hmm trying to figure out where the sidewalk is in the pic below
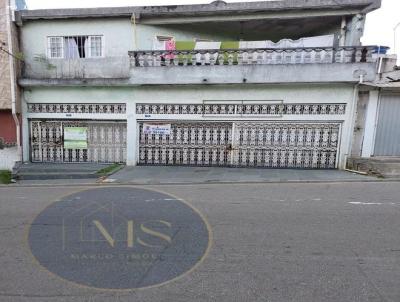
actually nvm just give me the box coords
[107,166,378,185]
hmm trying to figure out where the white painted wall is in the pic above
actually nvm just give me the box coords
[132,84,354,103]
[21,18,135,60]
[0,146,19,170]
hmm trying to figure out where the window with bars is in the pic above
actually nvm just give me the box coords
[47,35,104,59]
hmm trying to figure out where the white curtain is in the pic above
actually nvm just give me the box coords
[265,35,335,49]
[84,38,90,58]
[153,38,166,51]
[64,38,79,59]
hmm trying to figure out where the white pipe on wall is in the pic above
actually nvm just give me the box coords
[5,0,21,161]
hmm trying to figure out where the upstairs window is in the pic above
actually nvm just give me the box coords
[47,35,104,59]
[48,37,63,58]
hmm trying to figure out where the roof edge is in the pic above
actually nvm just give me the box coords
[16,0,382,22]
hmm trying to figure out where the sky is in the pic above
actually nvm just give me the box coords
[25,0,400,56]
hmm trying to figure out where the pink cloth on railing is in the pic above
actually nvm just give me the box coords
[165,39,176,60]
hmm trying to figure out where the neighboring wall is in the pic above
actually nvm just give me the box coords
[0,111,16,143]
[0,0,21,171]
[0,0,11,110]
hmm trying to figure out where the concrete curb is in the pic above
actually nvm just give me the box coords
[2,177,400,188]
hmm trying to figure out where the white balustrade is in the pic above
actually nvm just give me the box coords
[129,46,376,67]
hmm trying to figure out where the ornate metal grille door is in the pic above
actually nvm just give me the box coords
[30,120,127,163]
[139,122,233,166]
[232,122,340,169]
[138,121,340,169]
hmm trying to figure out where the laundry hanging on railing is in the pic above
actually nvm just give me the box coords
[194,41,221,50]
[239,41,267,49]
[263,35,335,49]
[140,34,340,66]
[165,39,176,59]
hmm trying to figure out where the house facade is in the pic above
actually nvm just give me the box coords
[16,0,384,170]
[0,0,22,170]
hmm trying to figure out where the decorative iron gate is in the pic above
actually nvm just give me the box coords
[30,120,127,163]
[138,121,340,169]
[139,122,233,166]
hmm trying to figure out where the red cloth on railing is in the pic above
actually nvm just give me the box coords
[165,39,176,60]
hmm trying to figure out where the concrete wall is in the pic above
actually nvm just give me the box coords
[0,0,11,110]
[23,86,133,103]
[20,18,134,79]
[23,84,355,108]
[0,146,18,169]
[21,18,135,59]
[129,63,377,85]
[131,84,354,104]
[350,89,380,158]
[0,0,19,167]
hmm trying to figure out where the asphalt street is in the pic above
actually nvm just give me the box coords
[0,181,400,302]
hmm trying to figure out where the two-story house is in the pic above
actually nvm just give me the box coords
[16,0,384,170]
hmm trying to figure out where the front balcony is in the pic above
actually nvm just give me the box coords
[18,46,380,87]
[129,46,377,67]
[126,46,379,85]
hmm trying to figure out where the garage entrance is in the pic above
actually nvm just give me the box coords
[30,120,127,163]
[374,94,400,156]
[138,121,340,169]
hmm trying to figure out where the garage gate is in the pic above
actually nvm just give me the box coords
[30,120,127,163]
[139,121,340,169]
[374,94,400,156]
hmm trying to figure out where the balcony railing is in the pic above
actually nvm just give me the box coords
[129,46,377,67]
[22,56,130,79]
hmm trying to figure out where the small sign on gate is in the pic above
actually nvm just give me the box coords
[64,127,88,149]
[143,123,171,135]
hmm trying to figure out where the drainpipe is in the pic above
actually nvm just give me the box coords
[394,22,400,66]
[130,13,138,50]
[5,0,21,160]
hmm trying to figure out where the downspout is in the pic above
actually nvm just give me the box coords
[5,0,21,159]
[130,13,138,50]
